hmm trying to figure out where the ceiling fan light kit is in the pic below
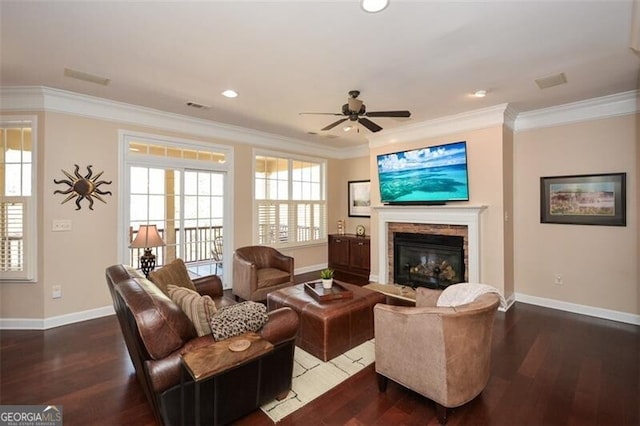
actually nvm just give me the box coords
[300,89,410,133]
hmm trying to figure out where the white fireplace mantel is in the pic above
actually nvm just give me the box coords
[374,205,487,284]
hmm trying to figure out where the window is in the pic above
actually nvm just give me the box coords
[1,118,36,281]
[122,133,230,282]
[255,152,326,247]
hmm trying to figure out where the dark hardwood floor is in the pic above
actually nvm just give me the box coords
[1,287,638,425]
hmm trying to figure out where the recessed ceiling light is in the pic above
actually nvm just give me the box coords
[343,126,353,132]
[473,90,487,98]
[361,0,389,13]
[221,89,238,98]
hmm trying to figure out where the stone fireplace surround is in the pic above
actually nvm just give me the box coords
[375,205,486,285]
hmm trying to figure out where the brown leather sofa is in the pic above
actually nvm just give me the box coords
[233,246,294,302]
[105,264,299,426]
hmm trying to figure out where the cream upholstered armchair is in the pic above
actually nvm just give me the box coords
[232,245,294,302]
[374,285,501,424]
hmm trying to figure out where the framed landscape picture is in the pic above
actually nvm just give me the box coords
[348,180,371,217]
[540,173,626,226]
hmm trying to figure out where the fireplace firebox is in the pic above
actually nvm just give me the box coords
[393,232,465,289]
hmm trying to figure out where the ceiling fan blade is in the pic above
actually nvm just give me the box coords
[299,112,343,116]
[365,110,411,118]
[321,118,348,131]
[358,117,383,132]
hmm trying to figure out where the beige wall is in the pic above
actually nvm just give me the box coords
[0,111,327,319]
[637,111,640,315]
[42,114,120,318]
[636,85,640,314]
[514,114,638,314]
[369,126,511,297]
[330,156,370,236]
[502,126,515,299]
[1,106,637,322]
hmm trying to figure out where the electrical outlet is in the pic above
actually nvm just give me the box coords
[52,219,72,232]
[554,274,563,285]
[52,285,62,299]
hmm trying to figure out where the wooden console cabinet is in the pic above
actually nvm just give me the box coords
[328,234,370,285]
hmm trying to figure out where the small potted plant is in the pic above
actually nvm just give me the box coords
[320,268,334,289]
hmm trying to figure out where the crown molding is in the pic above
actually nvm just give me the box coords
[367,103,510,149]
[0,86,349,159]
[514,90,638,131]
[2,87,636,156]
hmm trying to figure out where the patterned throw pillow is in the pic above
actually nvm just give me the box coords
[209,301,268,341]
[149,258,198,296]
[167,285,217,337]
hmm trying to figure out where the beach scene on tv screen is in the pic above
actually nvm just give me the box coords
[378,142,469,203]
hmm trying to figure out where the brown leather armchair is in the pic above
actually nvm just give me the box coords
[233,245,294,302]
[374,287,500,424]
[105,264,299,426]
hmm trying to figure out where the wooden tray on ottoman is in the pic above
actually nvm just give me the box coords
[304,281,353,302]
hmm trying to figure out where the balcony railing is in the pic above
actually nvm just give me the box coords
[129,223,320,269]
[129,225,223,269]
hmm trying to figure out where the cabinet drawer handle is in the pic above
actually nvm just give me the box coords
[336,239,341,243]
[358,242,363,246]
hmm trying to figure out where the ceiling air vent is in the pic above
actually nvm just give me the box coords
[535,73,567,89]
[186,101,210,109]
[64,68,110,86]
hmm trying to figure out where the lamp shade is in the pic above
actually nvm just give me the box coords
[130,225,165,248]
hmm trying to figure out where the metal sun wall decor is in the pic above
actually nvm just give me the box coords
[53,164,112,210]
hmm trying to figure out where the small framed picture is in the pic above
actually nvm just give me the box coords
[348,180,371,218]
[540,173,626,226]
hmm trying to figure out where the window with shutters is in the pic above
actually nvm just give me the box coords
[255,152,326,248]
[1,118,36,281]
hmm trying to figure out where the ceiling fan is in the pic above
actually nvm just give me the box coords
[300,90,411,133]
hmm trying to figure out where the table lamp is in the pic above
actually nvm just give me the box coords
[130,224,165,278]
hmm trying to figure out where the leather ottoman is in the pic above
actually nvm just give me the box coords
[267,282,385,361]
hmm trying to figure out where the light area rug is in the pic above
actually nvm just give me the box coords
[260,339,375,423]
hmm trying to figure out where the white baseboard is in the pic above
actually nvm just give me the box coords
[2,291,636,330]
[295,263,327,276]
[499,293,517,312]
[515,292,640,326]
[0,305,115,330]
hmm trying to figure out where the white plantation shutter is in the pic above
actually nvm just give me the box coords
[257,202,291,245]
[296,202,325,242]
[257,202,276,244]
[255,153,326,248]
[0,198,33,279]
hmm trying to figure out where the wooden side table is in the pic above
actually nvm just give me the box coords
[180,332,274,426]
[364,283,417,306]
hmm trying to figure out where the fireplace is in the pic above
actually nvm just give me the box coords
[375,205,486,285]
[394,232,464,289]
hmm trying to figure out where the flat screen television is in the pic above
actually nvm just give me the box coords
[377,141,469,205]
